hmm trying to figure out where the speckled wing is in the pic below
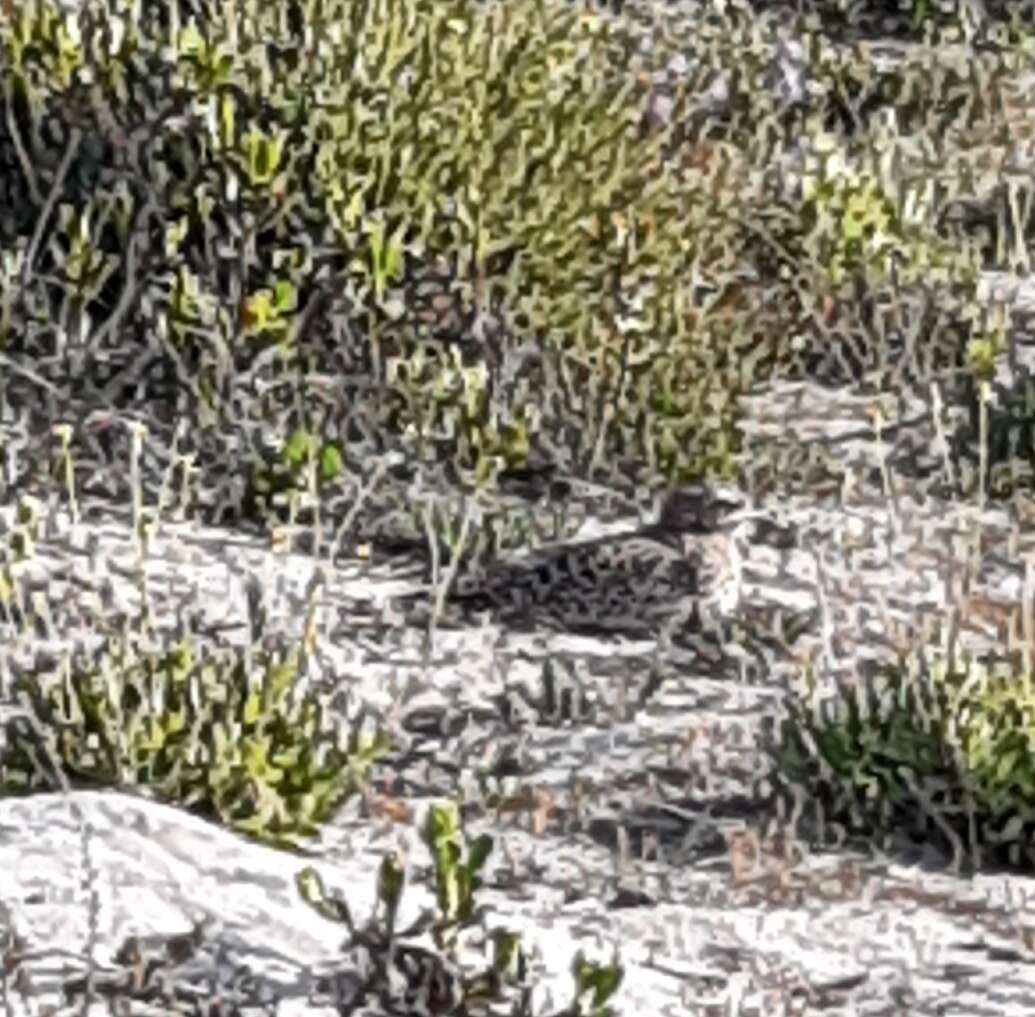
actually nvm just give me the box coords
[443,533,708,638]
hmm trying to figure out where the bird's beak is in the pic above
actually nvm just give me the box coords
[723,508,769,527]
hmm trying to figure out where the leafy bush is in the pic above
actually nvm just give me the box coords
[1,629,389,850]
[242,425,345,522]
[1,0,745,506]
[1,0,982,519]
[766,649,1035,870]
[297,799,626,1016]
[0,0,1027,526]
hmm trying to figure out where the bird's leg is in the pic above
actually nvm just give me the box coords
[657,615,676,658]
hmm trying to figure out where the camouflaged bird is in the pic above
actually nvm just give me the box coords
[414,486,767,644]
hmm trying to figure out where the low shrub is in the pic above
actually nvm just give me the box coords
[766,647,1035,871]
[1,628,388,850]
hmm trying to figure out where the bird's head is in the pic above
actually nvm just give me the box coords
[657,487,773,615]
[657,486,767,537]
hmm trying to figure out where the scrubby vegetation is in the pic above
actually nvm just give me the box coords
[5,0,1035,1011]
[767,647,1035,872]
[5,0,1028,534]
[297,800,625,1016]
[0,627,389,850]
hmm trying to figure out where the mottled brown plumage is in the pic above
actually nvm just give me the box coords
[425,487,766,643]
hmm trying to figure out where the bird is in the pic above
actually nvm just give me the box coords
[404,486,769,647]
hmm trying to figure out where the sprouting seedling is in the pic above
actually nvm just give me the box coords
[6,495,42,561]
[422,801,494,949]
[570,949,625,1017]
[295,801,531,1014]
[51,423,78,525]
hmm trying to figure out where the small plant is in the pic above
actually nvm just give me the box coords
[296,800,626,1015]
[296,801,522,1014]
[767,648,1035,871]
[387,343,535,485]
[570,949,625,1017]
[795,132,970,292]
[0,496,45,622]
[423,798,495,951]
[243,426,345,524]
[948,661,1035,816]
[239,278,299,348]
[1,630,388,851]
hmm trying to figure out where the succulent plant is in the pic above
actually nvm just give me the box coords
[766,649,1035,870]
[1,631,388,850]
[296,799,626,1015]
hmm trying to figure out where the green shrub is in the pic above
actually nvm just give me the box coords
[297,799,626,1015]
[0,0,796,510]
[0,0,1020,525]
[766,648,1035,870]
[242,425,345,522]
[1,630,388,850]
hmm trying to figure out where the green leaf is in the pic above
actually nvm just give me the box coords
[319,443,343,484]
[273,279,297,313]
[281,430,314,471]
[378,852,405,919]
